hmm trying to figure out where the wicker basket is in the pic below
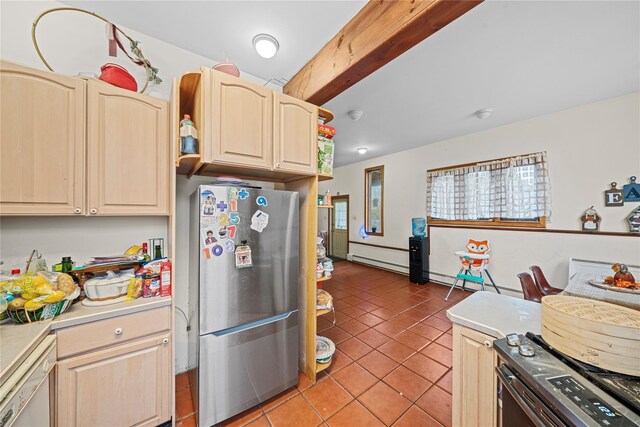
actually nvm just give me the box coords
[6,287,80,324]
[541,295,640,376]
[7,298,73,323]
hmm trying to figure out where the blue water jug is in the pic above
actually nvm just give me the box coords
[412,217,426,237]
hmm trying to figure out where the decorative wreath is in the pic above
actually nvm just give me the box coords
[31,7,161,93]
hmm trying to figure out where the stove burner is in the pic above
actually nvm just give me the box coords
[526,332,640,415]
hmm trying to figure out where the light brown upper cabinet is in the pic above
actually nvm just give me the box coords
[0,61,170,216]
[273,92,318,174]
[176,68,318,178]
[0,61,85,215]
[87,80,169,215]
[205,69,273,169]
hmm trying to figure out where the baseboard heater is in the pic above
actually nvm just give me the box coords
[350,255,520,294]
[350,255,409,274]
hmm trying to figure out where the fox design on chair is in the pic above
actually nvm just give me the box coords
[445,239,500,301]
[462,239,490,268]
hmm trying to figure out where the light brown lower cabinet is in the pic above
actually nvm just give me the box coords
[452,324,498,427]
[55,307,172,427]
[56,333,171,427]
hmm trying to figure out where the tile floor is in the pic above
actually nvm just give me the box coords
[176,262,471,427]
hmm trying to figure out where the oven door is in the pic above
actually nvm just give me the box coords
[496,364,567,427]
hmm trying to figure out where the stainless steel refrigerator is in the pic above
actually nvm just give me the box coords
[188,185,299,427]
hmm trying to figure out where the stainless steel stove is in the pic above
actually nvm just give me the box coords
[494,333,640,427]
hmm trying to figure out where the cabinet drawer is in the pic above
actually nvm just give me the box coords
[57,307,170,359]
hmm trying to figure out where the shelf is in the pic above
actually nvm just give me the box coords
[315,359,332,373]
[318,107,334,124]
[317,173,333,182]
[316,308,332,317]
[176,154,203,177]
[317,275,331,282]
[318,204,333,209]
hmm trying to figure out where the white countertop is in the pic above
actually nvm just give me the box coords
[446,292,541,339]
[0,296,171,385]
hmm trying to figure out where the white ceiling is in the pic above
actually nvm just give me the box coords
[326,0,640,166]
[62,0,365,83]
[62,1,640,169]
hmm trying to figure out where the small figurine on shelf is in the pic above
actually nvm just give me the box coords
[325,190,332,206]
[580,206,601,232]
[180,114,199,155]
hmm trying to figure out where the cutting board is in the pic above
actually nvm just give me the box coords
[541,295,640,376]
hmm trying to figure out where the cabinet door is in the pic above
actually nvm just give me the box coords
[0,61,85,215]
[208,70,272,169]
[87,80,169,215]
[452,325,497,427]
[273,93,318,175]
[57,334,171,427]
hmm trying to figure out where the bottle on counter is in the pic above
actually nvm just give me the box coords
[60,257,80,284]
[154,245,162,260]
[141,243,151,263]
[180,114,199,155]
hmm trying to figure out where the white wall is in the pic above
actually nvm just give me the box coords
[0,0,273,100]
[0,1,273,373]
[319,92,640,293]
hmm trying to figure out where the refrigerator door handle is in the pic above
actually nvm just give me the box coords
[209,311,297,337]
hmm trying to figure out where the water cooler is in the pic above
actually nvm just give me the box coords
[409,236,429,284]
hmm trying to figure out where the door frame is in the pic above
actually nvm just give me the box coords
[327,194,349,258]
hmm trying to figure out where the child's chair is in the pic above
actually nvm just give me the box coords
[444,239,501,301]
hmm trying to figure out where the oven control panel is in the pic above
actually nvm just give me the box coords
[548,375,635,427]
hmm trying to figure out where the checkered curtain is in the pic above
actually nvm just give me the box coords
[426,152,551,221]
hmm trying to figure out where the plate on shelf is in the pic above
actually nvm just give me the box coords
[588,280,640,294]
[316,336,335,363]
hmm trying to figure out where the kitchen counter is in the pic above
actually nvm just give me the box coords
[0,296,171,385]
[446,291,541,338]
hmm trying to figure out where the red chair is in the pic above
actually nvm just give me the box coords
[529,266,563,296]
[518,272,543,303]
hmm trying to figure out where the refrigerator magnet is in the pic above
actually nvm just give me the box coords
[235,244,252,268]
[250,210,269,232]
[201,191,217,216]
[201,214,218,224]
[229,212,240,225]
[203,229,218,246]
[238,188,250,199]
[218,225,228,239]
[228,187,239,200]
[212,244,223,257]
[216,200,228,212]
[256,196,268,206]
[223,239,235,253]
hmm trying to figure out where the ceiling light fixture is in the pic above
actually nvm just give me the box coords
[347,110,364,121]
[253,34,279,59]
[357,147,367,155]
[474,108,494,119]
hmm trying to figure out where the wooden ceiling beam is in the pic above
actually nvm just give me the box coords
[284,0,483,105]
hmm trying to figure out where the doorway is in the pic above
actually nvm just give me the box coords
[328,195,349,260]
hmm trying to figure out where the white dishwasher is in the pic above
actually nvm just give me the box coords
[0,335,56,427]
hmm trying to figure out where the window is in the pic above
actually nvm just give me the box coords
[426,152,551,227]
[365,165,384,235]
[334,199,348,230]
